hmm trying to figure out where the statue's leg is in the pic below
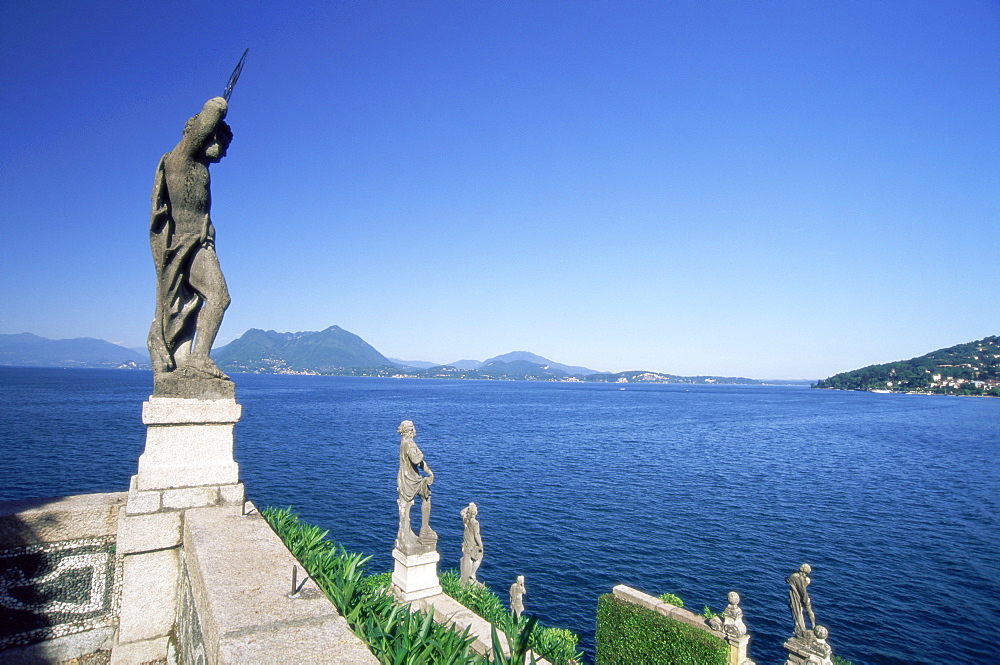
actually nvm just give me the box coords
[420,497,432,535]
[398,498,415,543]
[188,246,231,368]
[460,556,469,586]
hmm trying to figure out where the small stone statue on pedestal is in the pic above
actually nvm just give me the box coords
[509,575,526,618]
[395,420,436,553]
[459,502,483,587]
[391,420,442,601]
[783,564,835,665]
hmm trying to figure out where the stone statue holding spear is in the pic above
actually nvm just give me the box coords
[148,50,247,399]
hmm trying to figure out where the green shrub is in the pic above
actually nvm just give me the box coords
[657,592,684,607]
[595,594,727,665]
[531,625,582,665]
[441,570,510,626]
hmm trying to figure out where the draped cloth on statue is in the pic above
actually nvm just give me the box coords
[147,154,213,374]
[397,436,431,502]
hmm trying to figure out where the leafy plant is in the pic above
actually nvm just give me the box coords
[701,606,718,621]
[531,626,582,665]
[657,592,684,607]
[490,615,538,665]
[262,507,482,665]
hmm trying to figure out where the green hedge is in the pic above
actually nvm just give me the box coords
[595,594,727,665]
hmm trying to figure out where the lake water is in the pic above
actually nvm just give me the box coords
[1,367,998,664]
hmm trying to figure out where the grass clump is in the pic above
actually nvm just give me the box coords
[657,592,684,607]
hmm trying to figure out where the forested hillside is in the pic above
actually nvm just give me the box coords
[815,336,1000,396]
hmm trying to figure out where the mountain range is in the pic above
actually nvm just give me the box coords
[0,326,767,384]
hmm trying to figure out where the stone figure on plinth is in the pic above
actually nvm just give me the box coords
[459,502,483,587]
[783,564,835,665]
[396,420,436,552]
[786,563,815,638]
[148,96,234,400]
[509,575,526,618]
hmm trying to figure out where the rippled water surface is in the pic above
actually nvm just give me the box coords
[2,367,999,664]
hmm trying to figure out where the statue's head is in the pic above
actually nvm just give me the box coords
[398,420,415,437]
[800,563,812,575]
[727,591,740,605]
[466,502,477,517]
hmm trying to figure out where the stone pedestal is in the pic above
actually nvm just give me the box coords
[112,396,244,665]
[783,633,833,665]
[136,397,242,491]
[392,548,442,602]
[728,634,755,665]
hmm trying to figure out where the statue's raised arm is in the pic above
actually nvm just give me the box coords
[177,97,229,158]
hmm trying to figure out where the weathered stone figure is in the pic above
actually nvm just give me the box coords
[459,502,483,586]
[786,564,815,638]
[509,575,526,618]
[148,96,234,399]
[396,420,435,550]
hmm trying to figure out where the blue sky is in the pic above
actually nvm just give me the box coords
[1,1,997,379]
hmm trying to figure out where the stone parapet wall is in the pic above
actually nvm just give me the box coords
[0,493,380,664]
[177,504,377,664]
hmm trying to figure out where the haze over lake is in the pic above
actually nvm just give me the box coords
[2,367,998,664]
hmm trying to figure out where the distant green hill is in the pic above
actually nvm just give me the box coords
[212,326,397,373]
[815,336,1000,396]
